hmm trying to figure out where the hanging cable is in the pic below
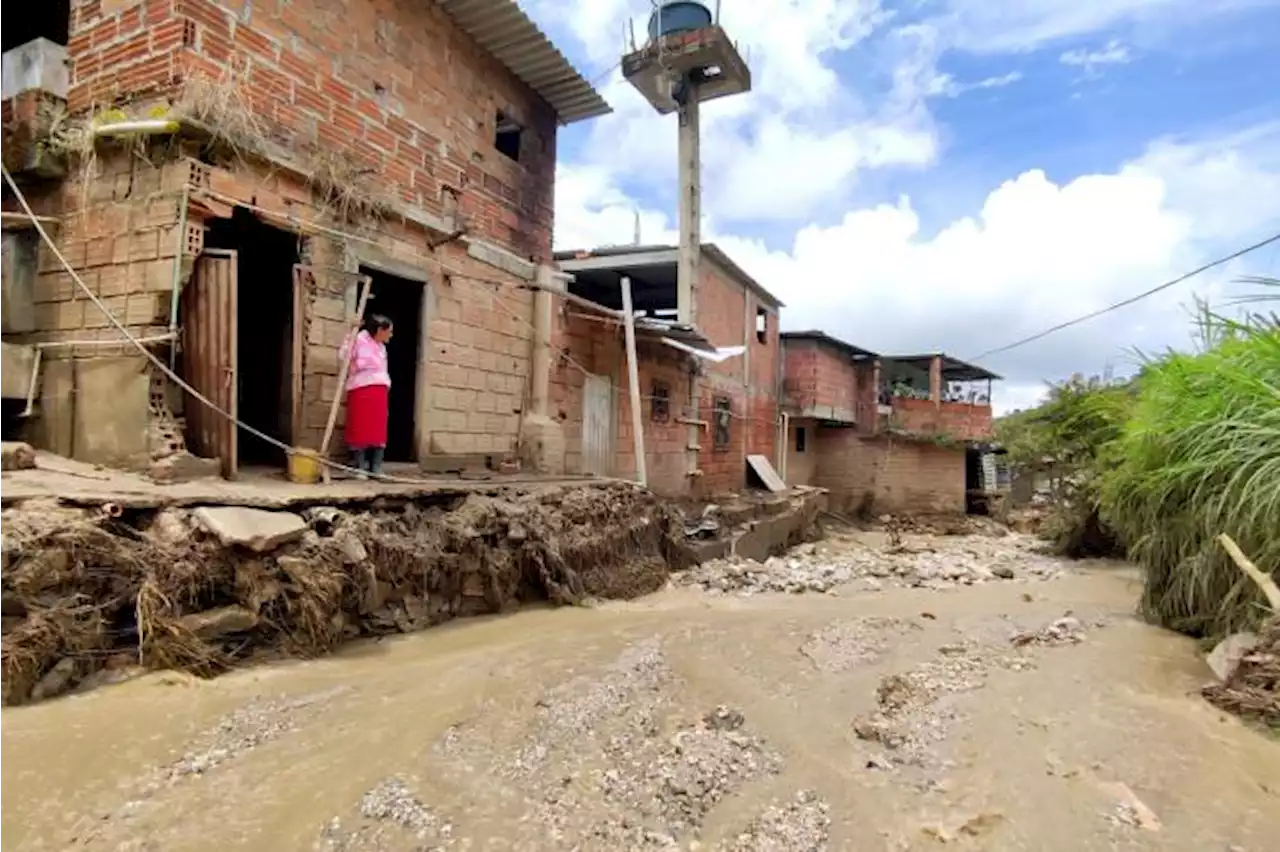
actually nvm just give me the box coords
[970,231,1280,361]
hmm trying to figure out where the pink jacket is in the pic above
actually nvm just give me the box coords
[340,330,391,391]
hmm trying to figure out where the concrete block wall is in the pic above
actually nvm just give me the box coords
[66,0,558,262]
[812,428,965,516]
[0,151,188,466]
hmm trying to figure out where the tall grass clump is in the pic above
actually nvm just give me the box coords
[1101,314,1280,638]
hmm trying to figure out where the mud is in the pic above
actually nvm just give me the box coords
[3,527,1279,851]
[0,483,686,705]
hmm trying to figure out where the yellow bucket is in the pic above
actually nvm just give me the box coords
[288,449,322,484]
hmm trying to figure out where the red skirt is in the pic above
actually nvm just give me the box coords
[344,384,389,448]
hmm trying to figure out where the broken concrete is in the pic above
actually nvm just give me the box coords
[193,506,308,552]
[0,441,36,471]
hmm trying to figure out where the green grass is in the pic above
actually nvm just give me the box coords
[1100,320,1280,637]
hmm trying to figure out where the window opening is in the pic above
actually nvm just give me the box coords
[651,380,670,423]
[495,110,522,161]
[795,426,806,453]
[755,307,768,343]
[713,396,731,451]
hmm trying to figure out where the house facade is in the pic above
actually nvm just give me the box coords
[780,331,1001,515]
[2,0,609,477]
[552,243,783,498]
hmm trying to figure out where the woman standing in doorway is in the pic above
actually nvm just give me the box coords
[341,314,393,477]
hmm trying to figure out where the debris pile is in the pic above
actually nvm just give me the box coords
[428,640,784,849]
[681,532,1061,596]
[1011,616,1088,647]
[720,791,831,852]
[0,483,686,705]
[1202,616,1280,727]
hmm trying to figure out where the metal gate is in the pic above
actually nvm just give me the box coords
[582,373,614,476]
[290,264,314,444]
[181,249,238,479]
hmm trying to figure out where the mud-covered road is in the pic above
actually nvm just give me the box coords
[4,527,1278,851]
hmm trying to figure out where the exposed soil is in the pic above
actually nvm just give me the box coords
[0,483,687,705]
[3,525,1278,851]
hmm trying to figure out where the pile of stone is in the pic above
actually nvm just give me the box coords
[680,533,1064,597]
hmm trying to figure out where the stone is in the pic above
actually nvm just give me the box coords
[147,508,192,547]
[149,451,220,484]
[193,506,307,552]
[0,441,37,471]
[1206,632,1258,682]
[30,657,77,701]
[336,530,368,564]
[178,605,259,640]
[992,564,1015,579]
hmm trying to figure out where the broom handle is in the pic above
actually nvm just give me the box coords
[1218,533,1280,610]
[319,276,373,477]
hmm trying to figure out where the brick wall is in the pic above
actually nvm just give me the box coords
[695,256,779,496]
[811,429,965,516]
[65,0,558,261]
[889,397,993,442]
[549,312,692,495]
[782,339,861,421]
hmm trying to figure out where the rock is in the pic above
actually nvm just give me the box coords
[1,533,20,570]
[30,657,77,701]
[147,508,192,547]
[0,441,37,471]
[992,564,1015,579]
[336,530,368,564]
[178,605,259,640]
[149,452,220,484]
[193,506,307,552]
[1206,632,1258,682]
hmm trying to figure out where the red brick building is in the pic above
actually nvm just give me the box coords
[553,243,783,498]
[2,0,610,477]
[780,331,1001,515]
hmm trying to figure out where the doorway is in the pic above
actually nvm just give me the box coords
[203,209,299,468]
[356,267,423,462]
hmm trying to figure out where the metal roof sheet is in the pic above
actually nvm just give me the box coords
[437,0,612,124]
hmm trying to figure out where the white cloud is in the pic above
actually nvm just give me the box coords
[529,1,1280,413]
[555,126,1280,414]
[1060,39,1133,74]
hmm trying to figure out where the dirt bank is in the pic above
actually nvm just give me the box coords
[0,482,688,705]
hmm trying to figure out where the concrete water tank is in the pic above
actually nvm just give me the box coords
[647,2,713,41]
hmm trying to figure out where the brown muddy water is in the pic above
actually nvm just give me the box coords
[3,531,1278,851]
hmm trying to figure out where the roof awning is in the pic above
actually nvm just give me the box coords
[634,317,746,363]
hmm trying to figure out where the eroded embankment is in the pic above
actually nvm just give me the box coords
[0,483,688,706]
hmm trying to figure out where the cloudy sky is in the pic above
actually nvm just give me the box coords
[524,0,1280,412]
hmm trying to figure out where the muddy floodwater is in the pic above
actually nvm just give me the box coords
[3,529,1278,851]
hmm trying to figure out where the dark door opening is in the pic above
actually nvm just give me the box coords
[204,209,298,468]
[356,267,423,462]
[964,446,985,515]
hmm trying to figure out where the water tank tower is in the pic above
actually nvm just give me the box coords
[620,2,751,327]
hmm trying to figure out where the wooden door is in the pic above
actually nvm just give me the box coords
[582,373,614,476]
[182,249,238,478]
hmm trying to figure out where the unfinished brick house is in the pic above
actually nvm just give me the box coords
[552,243,784,498]
[780,330,1002,515]
[2,0,609,478]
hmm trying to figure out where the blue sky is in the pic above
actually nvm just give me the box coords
[524,0,1280,412]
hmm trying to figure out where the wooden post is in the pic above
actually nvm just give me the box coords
[621,276,647,487]
[319,275,372,482]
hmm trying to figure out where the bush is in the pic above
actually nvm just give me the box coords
[1099,320,1280,636]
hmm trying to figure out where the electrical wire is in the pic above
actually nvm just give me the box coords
[970,231,1280,361]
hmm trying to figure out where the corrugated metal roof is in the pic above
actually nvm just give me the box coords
[437,0,612,124]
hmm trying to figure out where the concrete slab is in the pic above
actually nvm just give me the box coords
[746,454,787,493]
[193,506,307,552]
[622,26,751,114]
[0,451,606,510]
[73,358,150,469]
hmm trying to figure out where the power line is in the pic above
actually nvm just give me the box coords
[970,231,1280,361]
